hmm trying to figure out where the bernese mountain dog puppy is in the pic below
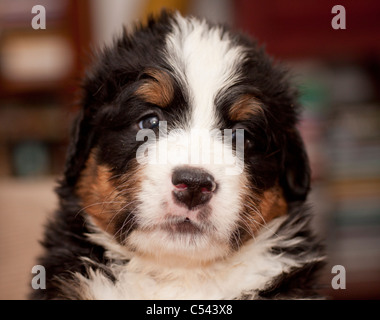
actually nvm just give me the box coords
[30,11,325,300]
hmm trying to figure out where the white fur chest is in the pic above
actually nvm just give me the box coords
[75,219,303,300]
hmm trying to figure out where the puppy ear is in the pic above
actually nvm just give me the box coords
[280,129,311,203]
[62,108,95,188]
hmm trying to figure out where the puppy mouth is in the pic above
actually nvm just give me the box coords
[161,216,204,235]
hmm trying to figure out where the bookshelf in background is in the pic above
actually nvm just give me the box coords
[0,0,91,177]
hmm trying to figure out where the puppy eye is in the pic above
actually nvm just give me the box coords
[232,129,253,150]
[138,115,160,130]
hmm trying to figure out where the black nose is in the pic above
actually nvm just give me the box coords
[172,167,217,210]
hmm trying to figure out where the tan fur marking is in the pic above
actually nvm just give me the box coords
[135,68,174,107]
[240,183,287,241]
[260,185,288,221]
[229,94,263,121]
[76,150,141,235]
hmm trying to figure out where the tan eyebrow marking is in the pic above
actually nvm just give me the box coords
[135,68,174,108]
[229,94,263,121]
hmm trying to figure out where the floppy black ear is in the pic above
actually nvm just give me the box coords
[280,129,311,203]
[62,107,96,188]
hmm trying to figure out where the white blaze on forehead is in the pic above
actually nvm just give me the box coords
[130,14,249,262]
[165,13,246,130]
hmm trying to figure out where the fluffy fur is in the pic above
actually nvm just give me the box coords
[30,11,325,300]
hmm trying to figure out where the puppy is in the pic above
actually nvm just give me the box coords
[30,11,324,300]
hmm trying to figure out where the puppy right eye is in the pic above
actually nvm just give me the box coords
[138,115,160,130]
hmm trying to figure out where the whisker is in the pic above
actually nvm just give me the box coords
[242,202,267,226]
[113,210,138,242]
[240,208,281,238]
[75,201,125,218]
[104,199,139,233]
[238,214,257,240]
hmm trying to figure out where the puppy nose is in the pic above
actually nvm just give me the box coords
[172,167,217,210]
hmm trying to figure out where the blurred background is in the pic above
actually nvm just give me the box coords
[0,0,379,300]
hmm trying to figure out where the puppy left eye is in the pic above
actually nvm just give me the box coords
[232,129,253,150]
[138,115,160,129]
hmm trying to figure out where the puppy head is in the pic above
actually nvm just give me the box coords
[64,12,310,264]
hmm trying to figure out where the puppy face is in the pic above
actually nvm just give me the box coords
[69,12,310,263]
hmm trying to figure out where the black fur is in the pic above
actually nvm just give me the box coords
[257,205,325,299]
